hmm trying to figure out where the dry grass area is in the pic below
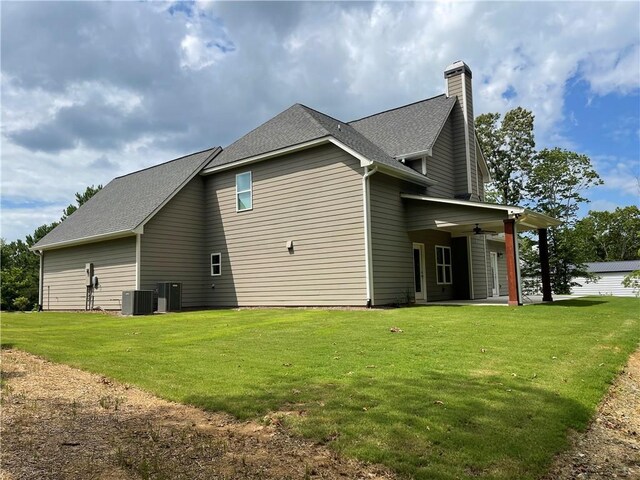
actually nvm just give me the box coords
[0,349,395,480]
[545,348,640,479]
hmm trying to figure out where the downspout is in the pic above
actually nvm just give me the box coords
[37,250,44,310]
[362,165,378,307]
[135,234,141,290]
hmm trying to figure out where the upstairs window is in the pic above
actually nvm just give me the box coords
[435,245,452,284]
[236,171,252,211]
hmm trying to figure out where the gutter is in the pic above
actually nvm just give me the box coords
[36,250,44,310]
[362,165,378,307]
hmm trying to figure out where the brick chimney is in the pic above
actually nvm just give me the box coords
[444,61,478,201]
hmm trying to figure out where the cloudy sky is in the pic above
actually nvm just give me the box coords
[1,1,639,241]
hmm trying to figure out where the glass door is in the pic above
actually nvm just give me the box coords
[413,243,426,302]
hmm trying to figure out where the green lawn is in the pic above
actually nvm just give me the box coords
[2,297,638,479]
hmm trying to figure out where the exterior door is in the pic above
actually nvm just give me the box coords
[490,252,499,297]
[413,243,426,302]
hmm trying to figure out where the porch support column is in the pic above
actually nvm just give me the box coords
[538,228,553,302]
[503,219,520,306]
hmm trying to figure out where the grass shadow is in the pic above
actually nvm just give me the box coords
[183,368,589,480]
[532,299,609,308]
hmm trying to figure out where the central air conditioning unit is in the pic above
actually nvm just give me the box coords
[157,282,182,312]
[121,290,154,316]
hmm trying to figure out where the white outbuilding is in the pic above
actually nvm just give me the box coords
[572,260,640,297]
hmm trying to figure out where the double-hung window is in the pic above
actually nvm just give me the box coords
[236,171,252,212]
[435,245,452,284]
[211,253,222,276]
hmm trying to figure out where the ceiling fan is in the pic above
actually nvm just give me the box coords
[470,224,497,235]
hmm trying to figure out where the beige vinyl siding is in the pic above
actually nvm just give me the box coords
[369,174,422,305]
[204,143,366,307]
[470,235,488,299]
[427,116,455,198]
[139,177,207,308]
[409,230,453,301]
[406,202,508,231]
[42,236,136,310]
[487,239,507,295]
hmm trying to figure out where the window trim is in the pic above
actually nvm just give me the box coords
[236,171,253,212]
[435,245,452,285]
[210,252,222,276]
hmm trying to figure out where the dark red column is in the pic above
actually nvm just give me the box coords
[504,219,520,306]
[538,228,553,302]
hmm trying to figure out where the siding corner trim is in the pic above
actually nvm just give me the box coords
[362,165,378,306]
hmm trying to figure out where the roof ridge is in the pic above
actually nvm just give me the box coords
[295,103,334,135]
[114,147,219,180]
[348,93,449,124]
[297,103,348,128]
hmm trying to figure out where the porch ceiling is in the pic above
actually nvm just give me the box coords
[401,194,561,235]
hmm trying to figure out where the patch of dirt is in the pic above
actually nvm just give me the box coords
[0,349,395,480]
[544,348,640,479]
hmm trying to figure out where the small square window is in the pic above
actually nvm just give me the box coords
[236,172,252,212]
[211,253,221,276]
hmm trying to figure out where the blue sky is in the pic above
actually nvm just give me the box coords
[1,1,639,241]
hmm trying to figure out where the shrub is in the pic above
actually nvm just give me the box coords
[12,296,30,312]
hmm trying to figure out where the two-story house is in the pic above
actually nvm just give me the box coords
[32,61,559,310]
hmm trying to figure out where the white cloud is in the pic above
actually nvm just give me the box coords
[0,204,63,241]
[592,154,640,198]
[1,1,639,240]
[580,40,640,96]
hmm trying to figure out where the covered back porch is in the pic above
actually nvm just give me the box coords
[402,194,561,306]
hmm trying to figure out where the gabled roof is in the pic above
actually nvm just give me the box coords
[348,94,456,158]
[202,103,435,183]
[32,147,221,250]
[586,260,640,273]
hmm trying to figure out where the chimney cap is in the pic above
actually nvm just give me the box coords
[444,60,472,79]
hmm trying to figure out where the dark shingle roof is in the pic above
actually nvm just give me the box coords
[33,147,221,250]
[203,104,432,179]
[348,94,456,158]
[206,105,328,168]
[586,260,640,273]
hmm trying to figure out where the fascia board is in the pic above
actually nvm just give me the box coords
[201,138,332,175]
[29,229,136,251]
[401,193,524,214]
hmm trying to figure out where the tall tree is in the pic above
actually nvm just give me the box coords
[475,107,536,205]
[524,148,603,294]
